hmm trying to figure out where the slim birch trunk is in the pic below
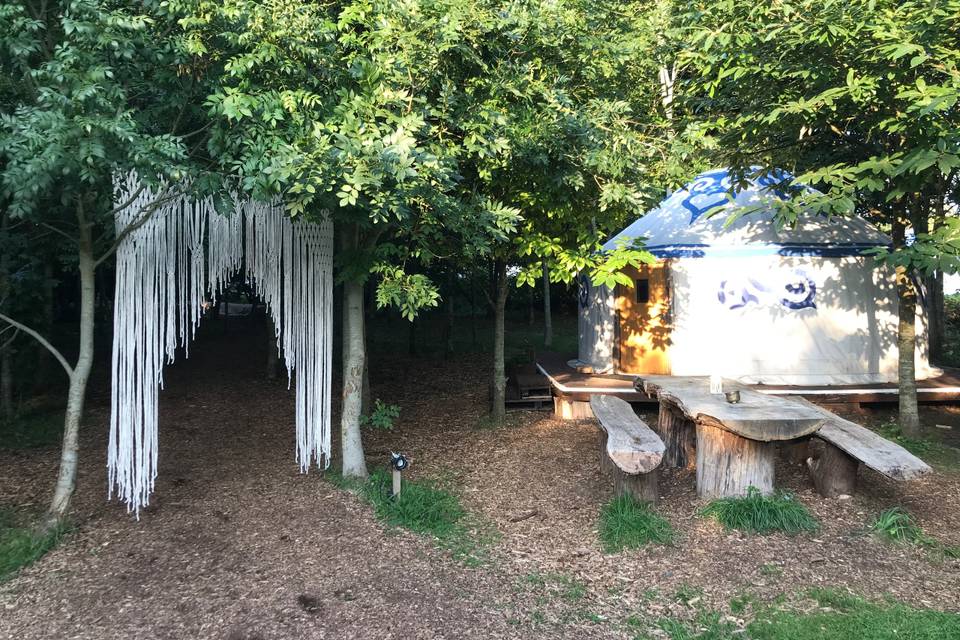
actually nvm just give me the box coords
[444,272,455,359]
[340,225,368,478]
[43,205,96,529]
[542,263,552,348]
[893,219,922,438]
[491,260,509,423]
[0,345,12,421]
[0,215,12,420]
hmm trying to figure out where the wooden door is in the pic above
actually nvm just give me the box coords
[617,263,671,374]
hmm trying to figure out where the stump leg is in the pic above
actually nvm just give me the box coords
[600,430,658,503]
[657,399,696,468]
[695,423,775,499]
[599,430,615,478]
[554,396,593,420]
[807,437,858,497]
[613,468,659,505]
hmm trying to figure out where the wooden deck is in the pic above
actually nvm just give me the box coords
[535,352,960,406]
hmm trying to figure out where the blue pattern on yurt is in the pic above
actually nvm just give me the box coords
[602,167,892,259]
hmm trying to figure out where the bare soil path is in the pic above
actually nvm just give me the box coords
[1,322,958,639]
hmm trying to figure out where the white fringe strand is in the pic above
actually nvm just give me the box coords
[109,172,333,515]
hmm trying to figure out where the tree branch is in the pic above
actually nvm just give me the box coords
[0,326,19,351]
[94,187,179,267]
[0,311,73,377]
[40,222,77,245]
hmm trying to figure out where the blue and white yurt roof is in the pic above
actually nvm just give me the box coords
[602,168,890,258]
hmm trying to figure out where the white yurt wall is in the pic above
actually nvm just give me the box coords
[667,255,937,385]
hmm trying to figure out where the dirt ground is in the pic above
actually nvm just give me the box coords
[1,322,959,639]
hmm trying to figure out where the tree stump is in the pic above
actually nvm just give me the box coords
[657,399,696,468]
[807,437,858,497]
[613,468,659,504]
[695,423,775,499]
[599,431,658,503]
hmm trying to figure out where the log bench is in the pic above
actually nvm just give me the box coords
[590,395,665,504]
[794,398,933,497]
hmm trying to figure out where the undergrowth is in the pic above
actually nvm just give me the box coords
[0,509,70,582]
[877,422,960,471]
[629,589,960,640]
[747,589,960,640]
[700,487,818,535]
[0,409,63,450]
[599,494,674,552]
[327,467,499,566]
[867,507,960,558]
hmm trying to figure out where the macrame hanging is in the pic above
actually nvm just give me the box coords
[109,172,333,515]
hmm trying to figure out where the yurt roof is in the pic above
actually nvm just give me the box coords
[602,168,890,258]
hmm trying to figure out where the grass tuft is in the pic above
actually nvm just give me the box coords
[867,507,960,558]
[700,487,818,535]
[599,494,674,552]
[0,509,69,582]
[361,468,466,538]
[868,507,930,545]
[329,467,498,566]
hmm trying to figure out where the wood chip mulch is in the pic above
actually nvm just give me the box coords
[1,326,958,639]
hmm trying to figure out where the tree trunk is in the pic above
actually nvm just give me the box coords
[361,325,371,417]
[0,212,12,420]
[543,264,552,348]
[444,274,455,359]
[340,227,368,479]
[658,64,676,128]
[470,271,478,349]
[360,297,371,416]
[528,282,535,326]
[0,345,13,421]
[43,209,96,529]
[491,260,509,423]
[893,219,922,438]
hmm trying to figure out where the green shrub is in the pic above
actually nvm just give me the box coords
[360,399,400,431]
[700,487,818,535]
[599,494,674,552]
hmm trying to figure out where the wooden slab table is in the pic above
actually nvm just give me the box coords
[637,375,826,498]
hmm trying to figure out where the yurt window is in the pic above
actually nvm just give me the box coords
[635,278,650,304]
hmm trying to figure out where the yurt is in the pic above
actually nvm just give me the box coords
[578,168,939,385]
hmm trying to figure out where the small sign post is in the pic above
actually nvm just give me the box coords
[389,452,409,499]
